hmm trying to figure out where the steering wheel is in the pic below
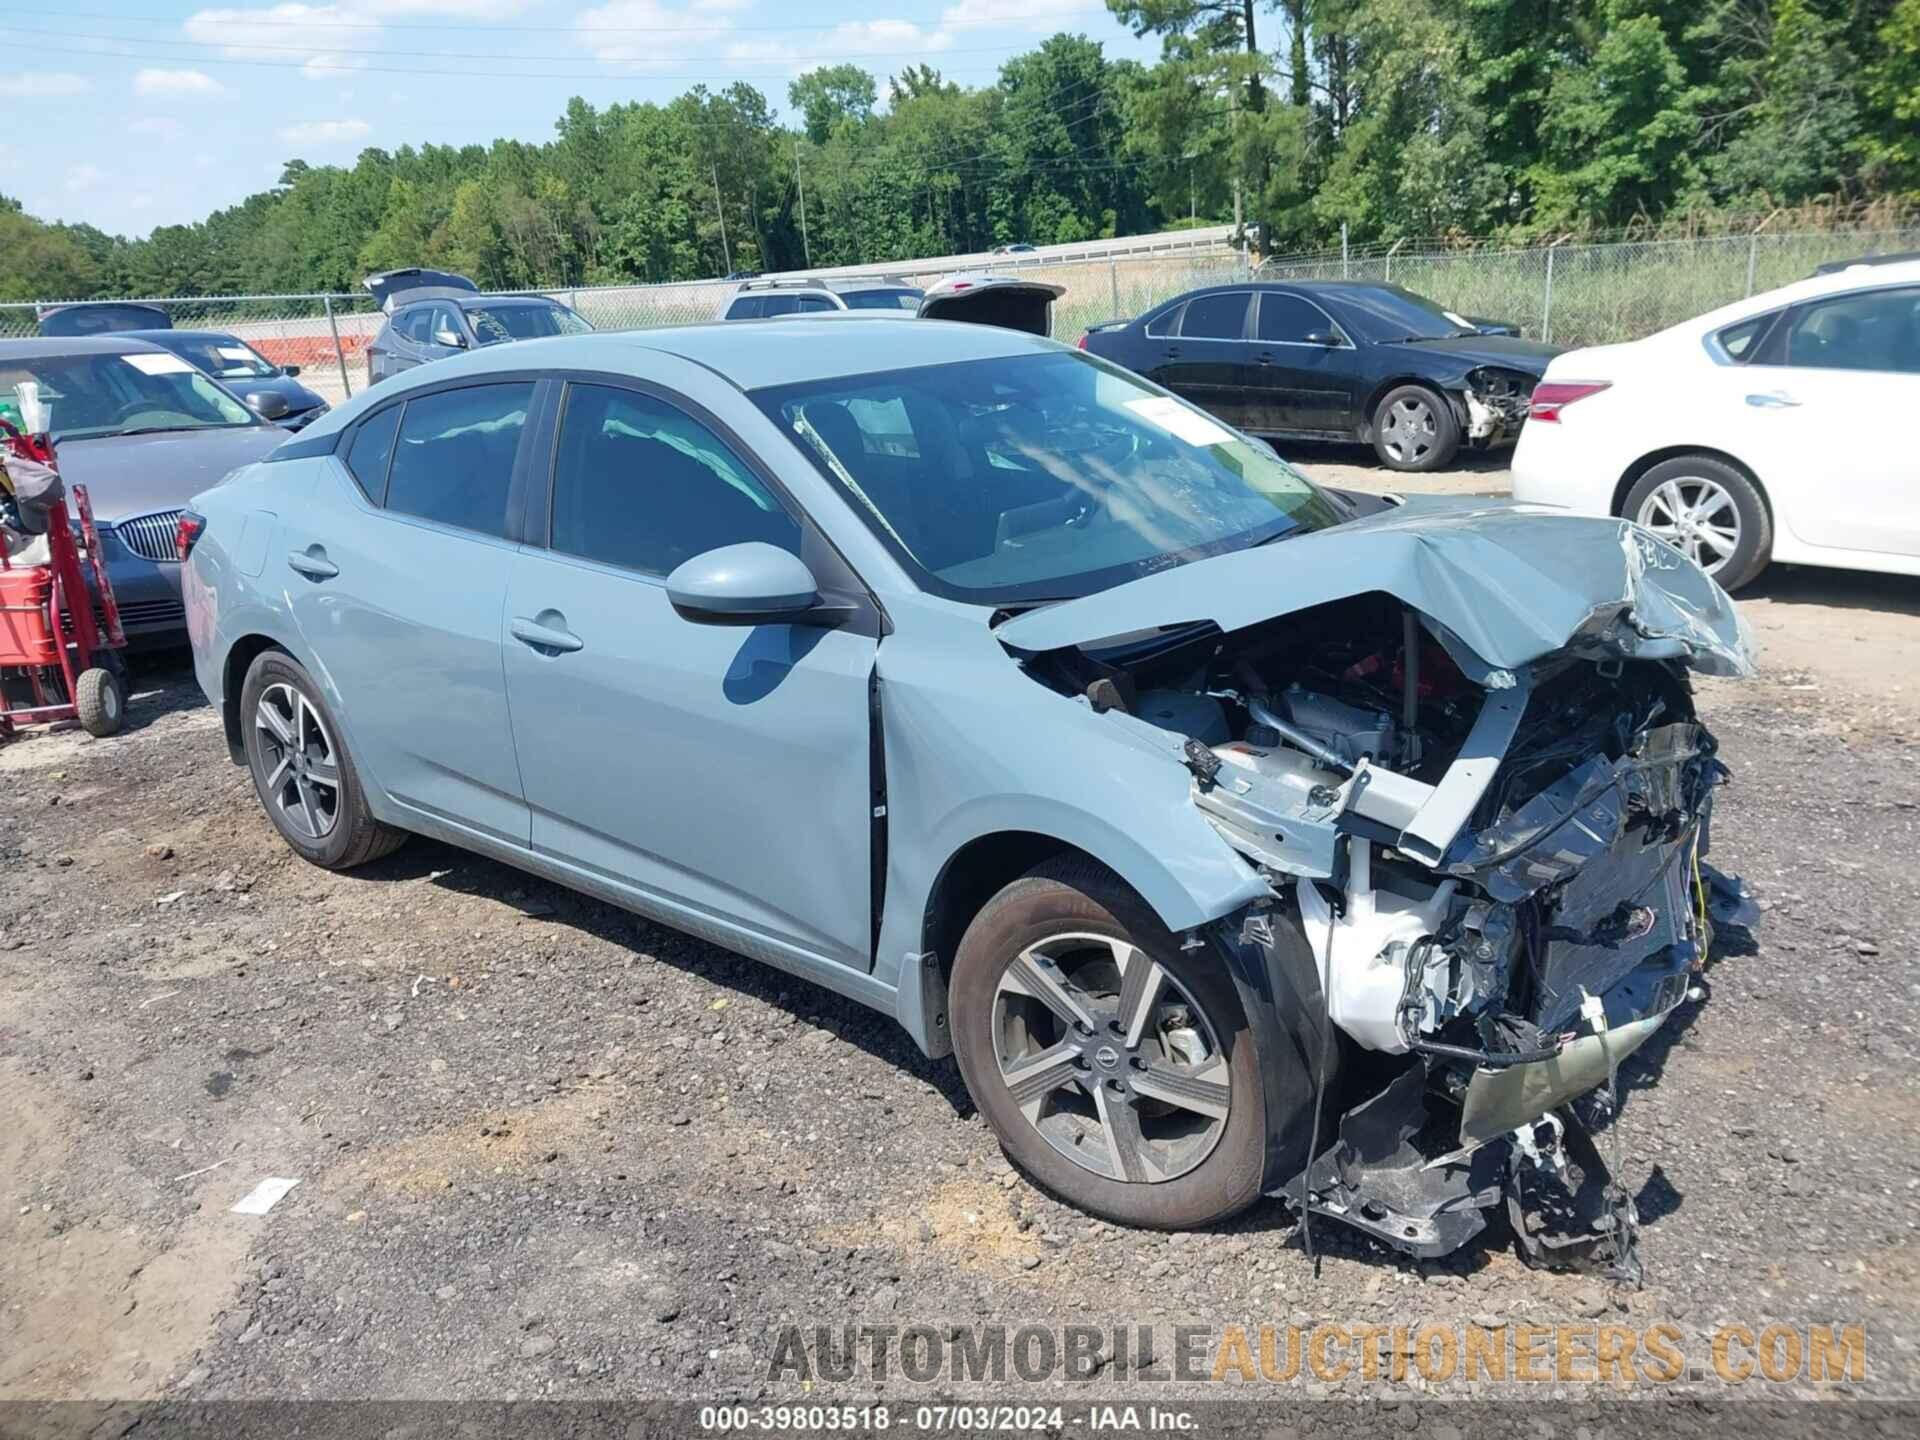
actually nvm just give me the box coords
[105,398,179,427]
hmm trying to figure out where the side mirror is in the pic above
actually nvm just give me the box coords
[666,542,826,626]
[281,363,302,377]
[245,390,292,421]
[432,328,467,349]
[1303,329,1340,347]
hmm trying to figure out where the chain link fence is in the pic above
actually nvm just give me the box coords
[1260,221,1920,348]
[4,217,1913,412]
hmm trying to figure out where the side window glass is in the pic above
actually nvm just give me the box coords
[1144,303,1183,338]
[1714,312,1772,362]
[344,406,401,501]
[1257,293,1327,344]
[397,307,428,343]
[761,295,801,317]
[795,294,836,312]
[430,305,463,345]
[384,382,532,539]
[550,384,801,577]
[1179,292,1250,340]
[1776,287,1920,374]
[728,295,764,319]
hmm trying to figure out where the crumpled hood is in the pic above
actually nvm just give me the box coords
[995,498,1754,679]
[52,426,286,522]
[1372,333,1559,373]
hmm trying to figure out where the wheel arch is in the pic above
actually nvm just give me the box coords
[219,633,288,764]
[1612,445,1774,526]
[1359,374,1463,439]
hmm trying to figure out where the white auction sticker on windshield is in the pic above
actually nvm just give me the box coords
[1125,396,1234,448]
[217,346,255,361]
[120,352,194,376]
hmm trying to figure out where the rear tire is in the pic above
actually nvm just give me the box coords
[240,649,406,870]
[75,667,125,738]
[1623,455,1772,590]
[1372,384,1461,471]
[949,857,1268,1229]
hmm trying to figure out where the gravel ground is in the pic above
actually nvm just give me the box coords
[4,484,1918,1408]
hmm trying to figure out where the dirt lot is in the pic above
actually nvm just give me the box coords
[3,463,1918,1406]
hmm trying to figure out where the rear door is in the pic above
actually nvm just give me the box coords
[501,374,881,969]
[1154,290,1256,428]
[281,380,536,846]
[1737,284,1920,557]
[1249,289,1359,434]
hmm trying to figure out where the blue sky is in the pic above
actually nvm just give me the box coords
[0,1,1159,238]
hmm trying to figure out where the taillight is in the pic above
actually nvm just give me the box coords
[1528,381,1611,422]
[1077,332,1089,350]
[175,510,205,563]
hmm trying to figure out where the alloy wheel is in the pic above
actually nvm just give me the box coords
[1635,476,1741,576]
[991,932,1231,1184]
[254,681,341,841]
[1381,395,1437,464]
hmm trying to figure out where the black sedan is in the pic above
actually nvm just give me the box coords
[120,329,330,430]
[1079,281,1559,471]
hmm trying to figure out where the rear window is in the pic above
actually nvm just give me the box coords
[383,383,532,538]
[842,288,924,311]
[344,406,401,500]
[1180,292,1250,339]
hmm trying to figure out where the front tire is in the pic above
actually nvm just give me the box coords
[1372,384,1461,471]
[239,649,406,870]
[1623,455,1772,590]
[950,858,1268,1229]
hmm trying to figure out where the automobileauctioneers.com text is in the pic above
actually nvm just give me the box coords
[766,1321,1867,1387]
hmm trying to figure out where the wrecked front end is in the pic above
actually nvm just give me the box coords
[1005,515,1755,1269]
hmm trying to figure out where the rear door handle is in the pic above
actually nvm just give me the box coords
[286,547,338,580]
[1745,391,1801,409]
[510,616,584,654]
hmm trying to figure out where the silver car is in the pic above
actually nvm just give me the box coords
[182,319,1753,1260]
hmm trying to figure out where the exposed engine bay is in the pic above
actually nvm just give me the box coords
[1021,589,1752,1271]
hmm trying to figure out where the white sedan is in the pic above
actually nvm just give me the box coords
[1512,256,1920,589]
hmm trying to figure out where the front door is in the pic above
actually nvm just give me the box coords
[1151,290,1256,430]
[282,381,536,845]
[1736,285,1920,557]
[1248,290,1358,434]
[502,380,880,969]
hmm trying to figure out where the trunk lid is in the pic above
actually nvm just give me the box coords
[918,274,1066,337]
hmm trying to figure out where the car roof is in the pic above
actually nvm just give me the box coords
[119,328,246,344]
[313,318,1054,431]
[0,335,170,359]
[736,277,922,295]
[1665,256,1920,340]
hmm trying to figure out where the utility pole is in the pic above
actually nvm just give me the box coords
[793,139,812,268]
[711,161,732,276]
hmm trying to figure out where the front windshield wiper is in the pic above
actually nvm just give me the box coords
[114,424,211,438]
[988,597,1081,626]
[1389,332,1474,344]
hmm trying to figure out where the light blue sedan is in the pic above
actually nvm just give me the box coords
[183,318,1752,1257]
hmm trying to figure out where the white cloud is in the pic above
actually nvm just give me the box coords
[135,68,225,97]
[185,5,374,80]
[277,117,373,145]
[0,72,92,98]
[130,117,187,139]
[729,20,953,74]
[573,0,745,65]
[940,0,1076,32]
[66,165,105,194]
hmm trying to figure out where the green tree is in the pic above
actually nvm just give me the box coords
[789,65,878,144]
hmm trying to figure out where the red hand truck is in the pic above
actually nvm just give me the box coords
[1,420,129,740]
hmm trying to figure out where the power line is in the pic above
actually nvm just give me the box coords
[0,2,1112,34]
[9,37,1031,83]
[0,21,1049,66]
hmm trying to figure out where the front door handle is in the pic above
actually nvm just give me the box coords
[1163,346,1182,358]
[1745,391,1801,409]
[287,547,338,580]
[510,616,584,654]
[1254,352,1275,365]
